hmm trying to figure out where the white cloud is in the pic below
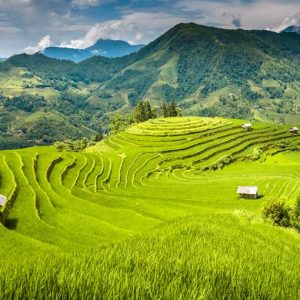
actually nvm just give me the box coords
[271,12,300,32]
[60,12,189,48]
[71,0,103,8]
[24,35,53,54]
[177,0,300,31]
[0,21,20,34]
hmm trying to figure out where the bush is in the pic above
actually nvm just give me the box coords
[291,197,300,231]
[262,200,291,227]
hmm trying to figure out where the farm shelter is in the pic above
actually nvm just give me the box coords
[237,186,258,199]
[0,194,7,207]
[242,123,252,131]
[290,127,298,134]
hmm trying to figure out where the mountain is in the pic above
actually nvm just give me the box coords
[42,39,144,62]
[0,58,6,62]
[100,23,300,115]
[282,26,300,35]
[1,23,300,149]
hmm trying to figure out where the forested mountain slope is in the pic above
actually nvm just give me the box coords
[1,23,300,149]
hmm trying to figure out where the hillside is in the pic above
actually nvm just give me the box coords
[102,23,300,117]
[1,23,300,149]
[282,26,300,35]
[0,117,299,298]
[43,39,145,62]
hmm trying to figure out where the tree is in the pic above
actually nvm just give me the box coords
[133,101,147,123]
[133,101,156,123]
[169,101,178,117]
[92,133,103,142]
[161,101,180,117]
[144,100,156,120]
[291,196,300,231]
[262,200,291,227]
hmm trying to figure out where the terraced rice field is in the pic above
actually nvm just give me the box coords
[0,116,300,299]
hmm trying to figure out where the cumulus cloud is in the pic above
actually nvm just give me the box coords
[24,35,53,54]
[60,12,189,48]
[177,0,300,30]
[71,0,104,8]
[1,0,300,57]
[271,12,300,32]
[0,21,20,34]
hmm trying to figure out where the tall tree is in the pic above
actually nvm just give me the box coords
[133,101,147,123]
[144,100,156,120]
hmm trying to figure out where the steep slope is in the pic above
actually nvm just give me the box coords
[42,39,144,62]
[103,23,300,111]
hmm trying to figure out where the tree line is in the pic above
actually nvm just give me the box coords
[109,101,181,134]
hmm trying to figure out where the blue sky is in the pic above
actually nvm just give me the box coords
[0,0,299,57]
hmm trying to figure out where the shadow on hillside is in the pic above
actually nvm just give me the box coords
[5,218,18,230]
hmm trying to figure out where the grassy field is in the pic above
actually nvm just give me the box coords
[0,116,299,299]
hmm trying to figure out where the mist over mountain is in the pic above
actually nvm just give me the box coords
[42,39,145,62]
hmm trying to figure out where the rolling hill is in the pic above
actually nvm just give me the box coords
[1,23,300,149]
[0,117,299,298]
[42,39,145,62]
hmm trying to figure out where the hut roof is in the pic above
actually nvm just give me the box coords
[0,194,7,207]
[237,186,258,195]
[242,123,252,128]
[291,127,298,131]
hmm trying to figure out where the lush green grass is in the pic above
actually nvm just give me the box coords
[0,116,300,299]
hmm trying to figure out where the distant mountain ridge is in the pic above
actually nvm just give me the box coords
[42,39,145,62]
[281,26,300,35]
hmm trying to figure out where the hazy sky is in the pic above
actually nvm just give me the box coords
[0,0,299,57]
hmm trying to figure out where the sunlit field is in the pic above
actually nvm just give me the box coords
[0,117,299,299]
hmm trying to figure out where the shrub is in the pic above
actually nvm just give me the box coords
[291,196,300,231]
[262,200,291,227]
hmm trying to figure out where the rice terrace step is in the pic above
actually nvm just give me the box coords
[0,116,299,298]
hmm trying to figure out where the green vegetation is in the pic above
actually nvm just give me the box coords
[262,197,300,229]
[1,23,300,149]
[109,100,180,134]
[0,116,299,299]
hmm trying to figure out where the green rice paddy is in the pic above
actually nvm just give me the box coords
[0,116,299,299]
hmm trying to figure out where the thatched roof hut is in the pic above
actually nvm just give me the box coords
[237,186,258,199]
[242,123,252,131]
[290,127,298,134]
[0,194,7,207]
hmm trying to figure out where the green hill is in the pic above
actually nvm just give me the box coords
[104,23,300,114]
[0,117,299,298]
[1,23,300,149]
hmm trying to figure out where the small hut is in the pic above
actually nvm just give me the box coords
[242,123,252,131]
[237,186,258,199]
[0,194,7,207]
[290,127,298,134]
